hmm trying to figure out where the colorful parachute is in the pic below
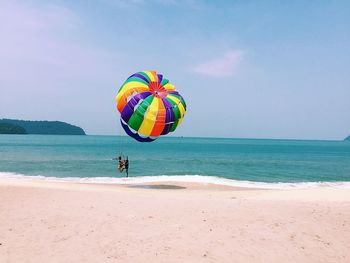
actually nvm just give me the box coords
[116,71,186,142]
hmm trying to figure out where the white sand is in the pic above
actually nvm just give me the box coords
[0,178,349,263]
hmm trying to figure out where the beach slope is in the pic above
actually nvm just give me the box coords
[0,178,349,263]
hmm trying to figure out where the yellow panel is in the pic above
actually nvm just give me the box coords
[177,117,183,127]
[116,81,148,102]
[138,98,159,136]
[163,83,175,91]
[144,71,156,82]
[178,103,186,117]
[176,103,186,127]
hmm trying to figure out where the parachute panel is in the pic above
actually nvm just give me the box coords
[116,70,186,142]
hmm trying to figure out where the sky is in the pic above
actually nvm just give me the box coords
[1,0,349,140]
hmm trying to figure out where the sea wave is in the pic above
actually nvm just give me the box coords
[1,172,350,189]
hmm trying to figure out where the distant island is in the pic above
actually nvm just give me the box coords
[0,119,86,135]
[345,135,350,141]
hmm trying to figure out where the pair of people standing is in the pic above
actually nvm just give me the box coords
[118,156,129,177]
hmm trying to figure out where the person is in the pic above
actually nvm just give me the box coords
[124,157,129,177]
[118,156,124,173]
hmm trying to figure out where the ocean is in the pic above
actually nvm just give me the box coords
[1,135,350,188]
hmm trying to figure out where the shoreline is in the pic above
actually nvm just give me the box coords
[1,177,350,202]
[1,172,350,190]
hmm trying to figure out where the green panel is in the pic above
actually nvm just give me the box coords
[160,78,169,86]
[139,72,151,83]
[178,95,187,110]
[124,77,148,86]
[117,73,150,94]
[127,96,154,131]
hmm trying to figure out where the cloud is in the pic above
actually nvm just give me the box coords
[191,50,243,77]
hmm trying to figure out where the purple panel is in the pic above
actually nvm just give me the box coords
[120,105,134,123]
[129,92,152,107]
[127,96,140,109]
[161,98,174,135]
[161,123,171,135]
[157,74,163,83]
[129,73,150,84]
[168,91,183,100]
[121,92,152,122]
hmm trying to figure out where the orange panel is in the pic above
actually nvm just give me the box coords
[117,87,148,113]
[150,98,166,136]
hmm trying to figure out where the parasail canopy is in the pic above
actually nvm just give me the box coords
[116,71,186,142]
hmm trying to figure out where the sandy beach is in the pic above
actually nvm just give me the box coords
[0,178,350,263]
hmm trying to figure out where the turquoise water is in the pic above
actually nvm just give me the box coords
[0,135,350,183]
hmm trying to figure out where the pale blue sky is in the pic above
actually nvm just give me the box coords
[1,0,349,139]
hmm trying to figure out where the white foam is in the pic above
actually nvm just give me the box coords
[1,172,350,189]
